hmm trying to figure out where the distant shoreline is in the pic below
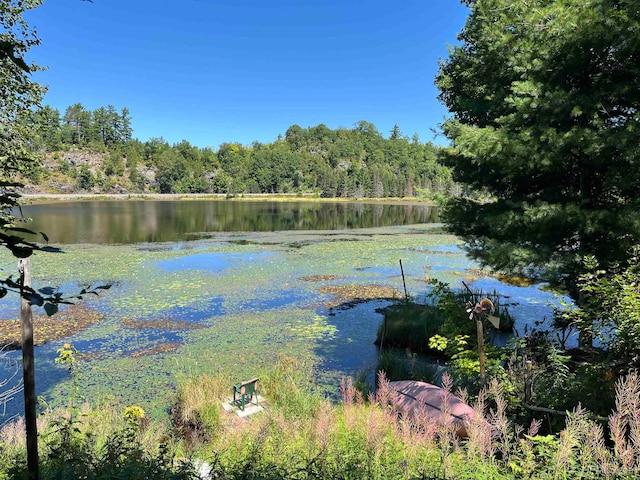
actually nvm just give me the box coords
[19,193,436,206]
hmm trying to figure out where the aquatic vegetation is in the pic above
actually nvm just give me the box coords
[375,303,446,353]
[131,343,182,358]
[318,284,403,309]
[494,272,541,287]
[0,305,103,349]
[0,224,567,423]
[121,318,205,330]
[288,314,337,339]
[300,274,344,282]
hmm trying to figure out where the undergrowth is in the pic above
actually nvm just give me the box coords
[4,354,640,479]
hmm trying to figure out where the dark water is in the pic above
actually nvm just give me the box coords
[17,200,439,244]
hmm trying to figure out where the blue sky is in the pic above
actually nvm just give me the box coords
[27,0,469,148]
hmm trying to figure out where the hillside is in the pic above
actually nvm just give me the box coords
[21,104,455,199]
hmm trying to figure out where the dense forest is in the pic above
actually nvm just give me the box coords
[22,103,455,199]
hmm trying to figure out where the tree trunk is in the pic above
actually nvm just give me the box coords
[20,258,39,480]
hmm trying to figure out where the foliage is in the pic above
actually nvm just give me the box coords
[504,327,615,423]
[5,364,640,478]
[422,281,522,394]
[375,281,518,395]
[436,0,640,300]
[0,0,44,180]
[27,112,455,198]
[578,247,640,369]
[33,407,191,480]
[7,344,193,479]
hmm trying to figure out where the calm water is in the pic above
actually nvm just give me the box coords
[18,200,439,244]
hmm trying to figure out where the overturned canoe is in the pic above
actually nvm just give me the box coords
[388,380,478,437]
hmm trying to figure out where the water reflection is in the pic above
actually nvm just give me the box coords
[18,200,439,244]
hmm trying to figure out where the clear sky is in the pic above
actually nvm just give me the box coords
[26,0,469,149]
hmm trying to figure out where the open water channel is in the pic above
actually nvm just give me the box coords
[0,199,570,423]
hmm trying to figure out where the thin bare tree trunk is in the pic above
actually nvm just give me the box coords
[19,257,38,480]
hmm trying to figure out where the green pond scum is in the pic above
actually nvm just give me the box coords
[0,224,565,422]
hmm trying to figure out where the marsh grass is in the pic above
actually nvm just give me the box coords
[376,302,447,352]
[259,354,322,420]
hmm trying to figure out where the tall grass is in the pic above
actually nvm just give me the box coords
[173,372,232,450]
[4,365,640,478]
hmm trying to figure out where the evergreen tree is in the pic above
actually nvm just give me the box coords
[390,124,402,140]
[33,105,62,150]
[436,0,640,298]
[62,103,91,145]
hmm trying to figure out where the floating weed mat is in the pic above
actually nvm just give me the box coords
[130,342,181,358]
[288,314,337,339]
[494,272,541,287]
[318,284,403,309]
[121,318,205,330]
[413,249,463,255]
[465,268,492,278]
[0,305,103,349]
[300,275,344,282]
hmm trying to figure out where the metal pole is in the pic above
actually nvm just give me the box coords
[19,257,39,480]
[476,315,486,388]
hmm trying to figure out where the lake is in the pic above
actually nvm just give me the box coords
[1,200,569,423]
[17,199,440,244]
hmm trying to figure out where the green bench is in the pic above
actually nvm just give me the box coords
[233,377,259,411]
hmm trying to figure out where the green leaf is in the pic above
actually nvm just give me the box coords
[44,303,59,316]
[25,294,44,306]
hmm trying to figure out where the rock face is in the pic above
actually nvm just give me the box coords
[388,380,480,437]
[22,150,153,194]
[57,151,105,171]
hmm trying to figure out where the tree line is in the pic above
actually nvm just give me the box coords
[33,103,133,149]
[26,106,455,199]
